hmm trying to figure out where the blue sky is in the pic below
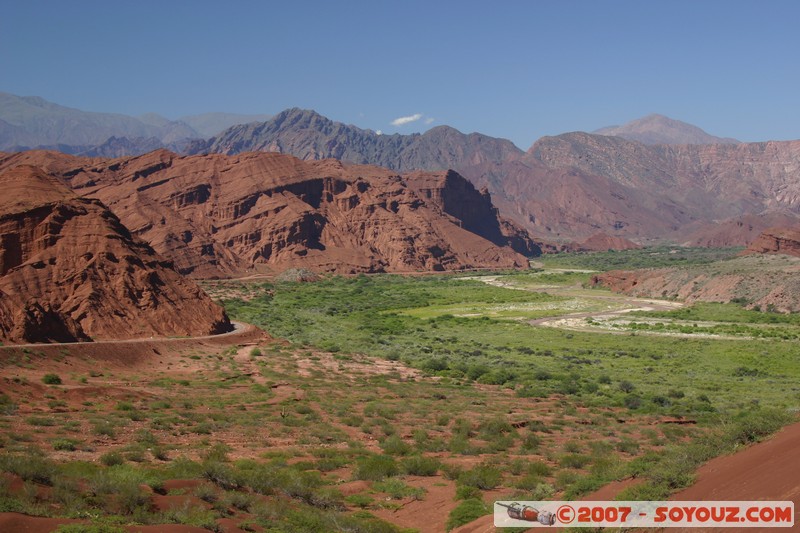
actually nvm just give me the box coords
[2,0,798,148]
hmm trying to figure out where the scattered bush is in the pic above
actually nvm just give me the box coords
[380,435,411,456]
[0,452,57,485]
[42,374,62,385]
[559,453,592,469]
[400,455,440,476]
[100,451,125,466]
[56,525,126,533]
[345,493,374,508]
[458,465,502,490]
[447,499,491,531]
[373,478,425,500]
[354,455,398,481]
[52,438,79,451]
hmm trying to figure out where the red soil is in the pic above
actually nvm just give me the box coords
[670,421,800,532]
[0,513,209,532]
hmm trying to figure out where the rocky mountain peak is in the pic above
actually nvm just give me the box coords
[594,114,739,145]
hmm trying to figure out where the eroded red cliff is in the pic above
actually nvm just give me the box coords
[0,165,231,343]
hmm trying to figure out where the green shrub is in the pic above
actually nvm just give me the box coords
[519,432,541,452]
[447,499,491,531]
[624,395,642,409]
[526,460,552,477]
[455,484,481,500]
[380,435,411,456]
[458,465,502,490]
[559,453,592,469]
[354,455,398,481]
[0,452,56,485]
[194,483,218,503]
[725,408,792,445]
[100,451,125,466]
[201,443,231,463]
[440,462,463,481]
[400,455,440,476]
[0,393,17,415]
[223,490,257,512]
[513,472,543,490]
[202,461,243,490]
[56,525,126,533]
[373,478,425,500]
[52,438,79,451]
[616,438,640,454]
[92,421,116,438]
[42,374,62,385]
[25,416,56,427]
[345,493,374,508]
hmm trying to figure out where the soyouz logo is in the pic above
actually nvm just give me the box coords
[493,501,795,528]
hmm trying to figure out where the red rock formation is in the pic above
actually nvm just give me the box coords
[569,232,641,252]
[742,227,800,257]
[0,151,533,277]
[0,165,231,343]
[681,213,800,247]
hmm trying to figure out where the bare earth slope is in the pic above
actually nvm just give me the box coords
[0,150,535,277]
[591,255,800,312]
[671,421,800,533]
[0,165,231,344]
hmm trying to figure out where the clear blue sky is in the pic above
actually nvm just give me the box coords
[2,0,798,148]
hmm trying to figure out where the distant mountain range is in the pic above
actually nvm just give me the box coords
[0,92,269,153]
[188,108,800,244]
[3,92,798,247]
[594,114,739,145]
[187,107,523,171]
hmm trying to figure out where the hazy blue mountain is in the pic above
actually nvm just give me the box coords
[189,107,523,171]
[594,114,739,145]
[0,92,175,149]
[179,112,272,137]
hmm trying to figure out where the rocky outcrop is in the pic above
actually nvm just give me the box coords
[569,233,641,252]
[0,165,231,344]
[681,212,800,247]
[743,227,800,257]
[0,150,534,277]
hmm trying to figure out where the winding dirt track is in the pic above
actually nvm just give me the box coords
[1,321,252,349]
[0,321,267,367]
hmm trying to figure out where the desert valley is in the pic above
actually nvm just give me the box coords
[0,90,799,533]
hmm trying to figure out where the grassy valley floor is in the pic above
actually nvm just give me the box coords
[0,247,798,532]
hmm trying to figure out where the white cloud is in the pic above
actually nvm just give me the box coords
[391,113,423,126]
[424,117,435,125]
[375,130,383,136]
